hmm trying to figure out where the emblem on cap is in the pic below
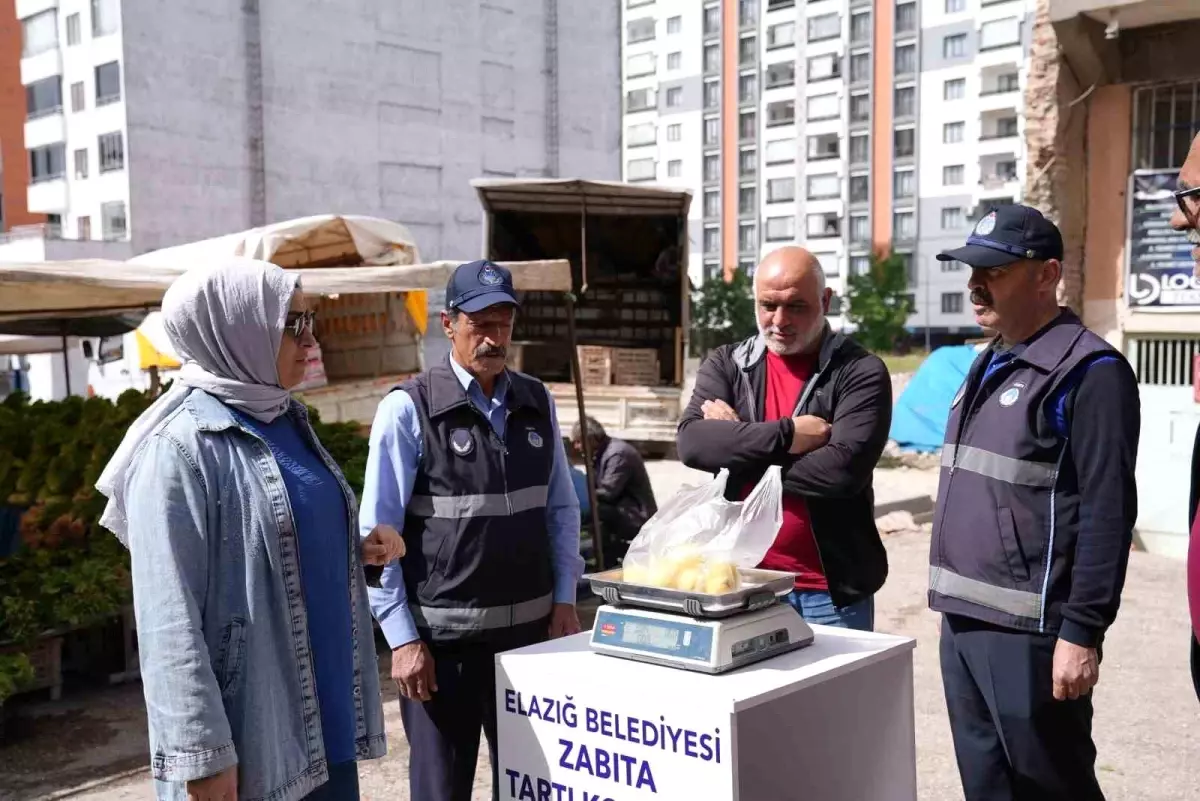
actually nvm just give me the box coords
[998,381,1025,408]
[450,428,474,456]
[478,264,503,286]
[975,212,997,236]
[527,430,544,448]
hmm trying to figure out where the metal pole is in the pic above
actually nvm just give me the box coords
[61,335,71,396]
[924,257,931,353]
[566,293,604,572]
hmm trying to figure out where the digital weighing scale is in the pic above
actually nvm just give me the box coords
[584,567,816,674]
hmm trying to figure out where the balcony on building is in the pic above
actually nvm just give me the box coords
[979,109,1021,155]
[978,154,1022,198]
[979,63,1022,111]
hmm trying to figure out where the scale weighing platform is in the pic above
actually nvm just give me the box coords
[584,567,815,674]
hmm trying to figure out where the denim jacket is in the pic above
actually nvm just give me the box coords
[123,389,386,801]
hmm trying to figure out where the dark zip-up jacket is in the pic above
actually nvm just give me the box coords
[676,327,893,608]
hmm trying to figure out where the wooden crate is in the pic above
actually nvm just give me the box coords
[612,348,660,386]
[1,635,63,702]
[577,346,613,386]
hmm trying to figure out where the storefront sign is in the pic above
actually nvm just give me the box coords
[1127,169,1200,308]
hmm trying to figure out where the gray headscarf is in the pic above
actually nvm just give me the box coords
[96,257,300,545]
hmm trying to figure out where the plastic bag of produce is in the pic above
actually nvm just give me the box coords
[620,466,783,593]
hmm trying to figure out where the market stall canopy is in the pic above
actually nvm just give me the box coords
[0,334,69,356]
[472,178,694,217]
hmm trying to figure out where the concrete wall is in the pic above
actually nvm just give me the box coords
[1081,85,1130,345]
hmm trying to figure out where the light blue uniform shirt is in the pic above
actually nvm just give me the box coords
[360,357,584,648]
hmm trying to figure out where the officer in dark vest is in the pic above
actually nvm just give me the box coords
[359,260,584,801]
[928,205,1141,801]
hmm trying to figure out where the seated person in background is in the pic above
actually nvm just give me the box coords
[571,417,657,569]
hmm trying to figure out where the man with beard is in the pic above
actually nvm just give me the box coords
[929,204,1140,801]
[676,246,892,629]
[360,260,584,801]
[1174,131,1200,705]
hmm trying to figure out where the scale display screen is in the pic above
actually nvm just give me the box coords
[621,622,681,650]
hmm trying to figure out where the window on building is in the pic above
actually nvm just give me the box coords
[704,80,720,109]
[667,159,682,178]
[941,207,964,229]
[894,127,915,158]
[627,157,656,181]
[704,154,720,182]
[667,15,682,34]
[980,17,1020,50]
[894,86,915,117]
[704,226,721,254]
[704,5,721,36]
[941,259,965,272]
[627,122,656,147]
[849,215,870,243]
[768,0,795,9]
[21,9,58,57]
[739,73,758,104]
[767,176,795,202]
[806,213,840,239]
[626,52,656,78]
[943,34,967,59]
[849,174,869,203]
[896,3,917,34]
[739,36,756,66]
[766,61,796,89]
[704,190,720,216]
[941,292,964,314]
[78,216,91,239]
[627,0,653,6]
[943,121,964,143]
[807,53,841,82]
[739,184,757,214]
[807,174,840,200]
[627,17,655,43]
[944,78,965,100]
[667,123,682,142]
[96,61,122,105]
[995,159,1018,179]
[665,86,683,107]
[92,0,119,37]
[739,0,758,23]
[994,116,1019,137]
[626,88,655,112]
[808,133,840,160]
[25,77,62,120]
[946,0,965,11]
[769,99,796,126]
[808,13,840,42]
[739,110,756,139]
[767,21,795,49]
[738,221,758,252]
[850,52,870,83]
[73,148,88,179]
[98,131,124,173]
[29,144,66,183]
[850,93,870,123]
[850,255,871,276]
[943,164,965,185]
[739,148,757,175]
[66,13,81,46]
[997,73,1020,92]
[70,81,85,112]
[766,138,796,164]
[895,44,916,75]
[849,134,869,164]
[894,169,915,199]
[704,116,720,146]
[704,43,720,73]
[765,216,797,241]
[903,293,916,312]
[894,212,916,241]
[667,52,681,71]
[850,12,870,44]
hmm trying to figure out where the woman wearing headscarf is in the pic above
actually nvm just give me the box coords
[96,258,404,801]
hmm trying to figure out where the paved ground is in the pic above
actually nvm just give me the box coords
[3,465,1196,800]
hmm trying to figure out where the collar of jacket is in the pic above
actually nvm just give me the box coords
[986,307,1088,375]
[425,354,544,419]
[731,322,845,373]
[185,386,308,433]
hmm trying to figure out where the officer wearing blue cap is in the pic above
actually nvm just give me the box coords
[929,204,1141,801]
[359,260,584,801]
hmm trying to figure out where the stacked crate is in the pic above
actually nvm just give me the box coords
[611,347,660,386]
[316,292,420,378]
[577,346,613,386]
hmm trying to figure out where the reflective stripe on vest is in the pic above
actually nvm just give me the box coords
[929,566,1041,620]
[408,485,549,518]
[409,591,554,632]
[941,444,1057,488]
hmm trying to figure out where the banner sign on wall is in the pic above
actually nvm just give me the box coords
[1127,169,1200,308]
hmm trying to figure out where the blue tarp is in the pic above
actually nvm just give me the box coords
[889,345,981,452]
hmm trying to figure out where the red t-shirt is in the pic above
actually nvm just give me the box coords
[1189,511,1200,640]
[746,350,827,590]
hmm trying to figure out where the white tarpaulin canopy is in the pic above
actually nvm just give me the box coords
[0,334,69,356]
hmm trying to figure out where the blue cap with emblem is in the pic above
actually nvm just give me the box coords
[445,259,520,313]
[937,204,1064,269]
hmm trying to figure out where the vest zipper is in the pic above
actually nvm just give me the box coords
[501,408,512,515]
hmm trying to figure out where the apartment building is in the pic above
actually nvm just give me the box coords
[621,0,1035,340]
[1,0,620,261]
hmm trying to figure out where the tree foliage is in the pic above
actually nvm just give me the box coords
[689,269,757,357]
[844,251,911,352]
